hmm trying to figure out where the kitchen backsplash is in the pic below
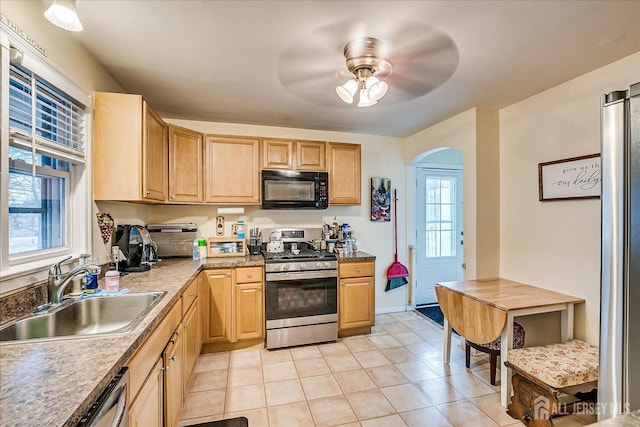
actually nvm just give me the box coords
[0,283,47,324]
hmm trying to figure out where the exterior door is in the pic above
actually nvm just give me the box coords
[415,168,464,305]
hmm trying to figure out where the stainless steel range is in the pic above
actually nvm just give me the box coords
[263,228,338,349]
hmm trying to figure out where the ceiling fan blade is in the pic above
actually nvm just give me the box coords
[277,19,459,106]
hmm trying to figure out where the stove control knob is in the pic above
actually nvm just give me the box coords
[273,265,281,271]
[282,264,289,271]
[300,263,306,270]
[324,262,331,268]
[316,262,323,268]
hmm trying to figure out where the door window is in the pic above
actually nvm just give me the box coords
[425,176,457,258]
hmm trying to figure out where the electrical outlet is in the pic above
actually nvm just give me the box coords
[231,224,238,236]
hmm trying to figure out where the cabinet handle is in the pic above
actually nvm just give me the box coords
[184,323,189,328]
[226,272,231,277]
[355,268,360,272]
[171,195,175,199]
[146,190,151,195]
[170,355,176,362]
[247,273,252,278]
[190,292,196,297]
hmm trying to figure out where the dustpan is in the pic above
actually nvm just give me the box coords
[386,189,409,291]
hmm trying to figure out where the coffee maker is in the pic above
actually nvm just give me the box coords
[114,225,158,272]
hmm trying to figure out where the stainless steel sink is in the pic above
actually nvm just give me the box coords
[0,291,166,343]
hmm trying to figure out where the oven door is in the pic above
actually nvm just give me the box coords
[265,270,337,328]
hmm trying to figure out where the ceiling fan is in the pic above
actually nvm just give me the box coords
[334,37,393,107]
[277,20,459,108]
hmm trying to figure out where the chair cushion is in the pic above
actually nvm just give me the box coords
[506,339,599,388]
[476,321,525,351]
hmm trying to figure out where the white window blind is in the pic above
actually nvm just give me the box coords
[9,59,86,164]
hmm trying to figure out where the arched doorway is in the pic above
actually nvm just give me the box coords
[414,148,464,306]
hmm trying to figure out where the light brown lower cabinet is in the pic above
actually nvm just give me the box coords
[164,328,183,427]
[182,300,200,396]
[200,267,264,351]
[127,276,200,427]
[200,269,232,343]
[129,357,163,427]
[338,261,375,335]
[234,282,263,340]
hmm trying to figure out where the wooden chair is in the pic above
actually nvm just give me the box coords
[465,321,525,385]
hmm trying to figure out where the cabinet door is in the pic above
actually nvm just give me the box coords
[296,140,326,171]
[129,357,163,427]
[143,102,168,201]
[262,139,294,170]
[164,330,183,427]
[169,125,203,203]
[327,142,361,205]
[200,270,232,343]
[234,282,264,341]
[93,92,144,201]
[339,276,374,330]
[204,136,260,204]
[182,300,200,396]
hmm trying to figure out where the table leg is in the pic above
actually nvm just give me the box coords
[561,303,574,342]
[500,313,515,408]
[443,317,452,363]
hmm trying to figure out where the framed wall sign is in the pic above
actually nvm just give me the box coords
[538,153,601,201]
[371,177,391,221]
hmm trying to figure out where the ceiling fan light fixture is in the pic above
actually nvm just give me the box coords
[336,78,358,104]
[357,88,377,107]
[365,76,388,101]
[337,37,392,107]
[45,0,83,32]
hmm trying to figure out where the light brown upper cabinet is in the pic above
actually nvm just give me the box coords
[262,139,326,171]
[93,92,167,202]
[168,125,203,203]
[327,142,361,205]
[205,135,260,204]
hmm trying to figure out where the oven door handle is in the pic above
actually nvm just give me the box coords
[266,270,337,281]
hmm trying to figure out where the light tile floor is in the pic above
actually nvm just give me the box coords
[178,310,596,427]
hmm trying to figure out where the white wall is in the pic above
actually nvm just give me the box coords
[499,51,640,346]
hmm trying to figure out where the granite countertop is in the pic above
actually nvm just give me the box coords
[0,255,263,427]
[337,251,376,262]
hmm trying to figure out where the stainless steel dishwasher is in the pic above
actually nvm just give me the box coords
[77,367,129,426]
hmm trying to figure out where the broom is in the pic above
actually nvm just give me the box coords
[386,189,409,291]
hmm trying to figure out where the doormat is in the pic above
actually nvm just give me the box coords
[186,417,248,427]
[416,304,458,334]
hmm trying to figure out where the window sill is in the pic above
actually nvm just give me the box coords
[0,254,79,296]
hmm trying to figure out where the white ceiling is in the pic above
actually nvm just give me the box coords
[72,1,640,138]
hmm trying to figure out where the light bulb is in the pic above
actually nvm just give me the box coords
[357,88,377,107]
[366,76,388,101]
[336,79,358,104]
[45,1,83,32]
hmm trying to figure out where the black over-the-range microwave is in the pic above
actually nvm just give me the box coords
[261,170,329,209]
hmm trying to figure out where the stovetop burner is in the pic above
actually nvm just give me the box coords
[262,247,336,262]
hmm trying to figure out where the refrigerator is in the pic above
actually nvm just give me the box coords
[600,82,640,420]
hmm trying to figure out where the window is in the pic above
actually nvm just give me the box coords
[6,60,84,257]
[1,25,91,288]
[425,176,457,257]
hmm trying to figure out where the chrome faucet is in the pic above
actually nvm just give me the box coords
[47,256,92,304]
